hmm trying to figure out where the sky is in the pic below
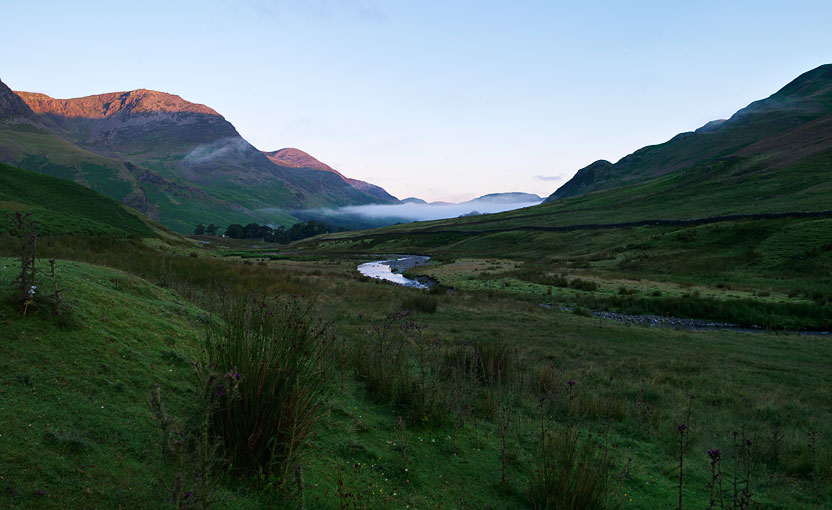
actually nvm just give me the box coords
[1,0,831,202]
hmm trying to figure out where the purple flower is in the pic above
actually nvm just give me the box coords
[707,448,721,461]
[566,380,576,388]
[678,424,688,432]
[184,491,192,499]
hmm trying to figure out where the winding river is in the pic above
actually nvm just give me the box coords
[357,256,430,288]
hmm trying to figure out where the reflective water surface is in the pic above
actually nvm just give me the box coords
[357,256,430,288]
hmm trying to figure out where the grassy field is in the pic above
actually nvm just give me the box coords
[1,233,830,508]
[272,215,832,331]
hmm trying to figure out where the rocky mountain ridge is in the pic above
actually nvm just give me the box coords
[0,80,399,232]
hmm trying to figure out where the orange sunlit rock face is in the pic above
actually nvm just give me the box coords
[263,148,341,174]
[15,89,221,118]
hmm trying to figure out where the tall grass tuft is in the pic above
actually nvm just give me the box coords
[399,293,438,314]
[203,294,334,485]
[528,425,613,509]
[351,311,447,423]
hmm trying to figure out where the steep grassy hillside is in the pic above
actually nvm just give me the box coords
[0,162,154,237]
[551,64,832,200]
[0,259,208,507]
[0,116,269,233]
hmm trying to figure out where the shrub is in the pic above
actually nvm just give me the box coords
[6,212,37,314]
[203,294,334,484]
[572,307,592,317]
[570,279,598,292]
[618,286,637,296]
[428,284,447,295]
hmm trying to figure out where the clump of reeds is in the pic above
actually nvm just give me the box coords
[528,424,613,509]
[203,293,334,487]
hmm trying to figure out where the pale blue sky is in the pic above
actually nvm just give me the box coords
[2,0,831,201]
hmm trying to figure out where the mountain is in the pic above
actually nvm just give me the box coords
[466,192,542,205]
[0,80,397,232]
[550,63,832,201]
[0,79,34,121]
[0,80,213,227]
[263,148,398,204]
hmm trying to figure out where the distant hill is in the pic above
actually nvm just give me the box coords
[550,63,832,200]
[293,189,544,230]
[0,80,397,232]
[0,162,154,237]
[466,192,541,205]
[263,148,398,204]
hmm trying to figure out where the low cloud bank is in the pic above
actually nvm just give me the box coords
[292,199,542,230]
[337,200,542,221]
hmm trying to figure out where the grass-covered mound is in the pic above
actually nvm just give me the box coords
[0,162,153,237]
[0,259,205,507]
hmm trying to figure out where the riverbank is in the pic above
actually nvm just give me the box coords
[357,255,431,288]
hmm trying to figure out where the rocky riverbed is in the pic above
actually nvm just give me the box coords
[544,304,830,334]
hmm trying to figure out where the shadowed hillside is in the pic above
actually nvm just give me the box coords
[550,64,832,200]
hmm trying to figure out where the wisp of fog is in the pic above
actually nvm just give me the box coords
[285,198,542,230]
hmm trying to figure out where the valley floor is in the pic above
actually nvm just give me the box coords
[2,247,830,509]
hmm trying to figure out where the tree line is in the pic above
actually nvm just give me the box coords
[193,221,341,243]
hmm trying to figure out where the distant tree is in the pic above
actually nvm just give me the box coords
[272,226,289,244]
[206,223,218,236]
[243,223,262,239]
[193,223,206,235]
[225,224,244,239]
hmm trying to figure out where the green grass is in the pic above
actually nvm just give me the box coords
[0,258,207,507]
[296,217,832,329]
[1,240,831,508]
[0,162,154,237]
